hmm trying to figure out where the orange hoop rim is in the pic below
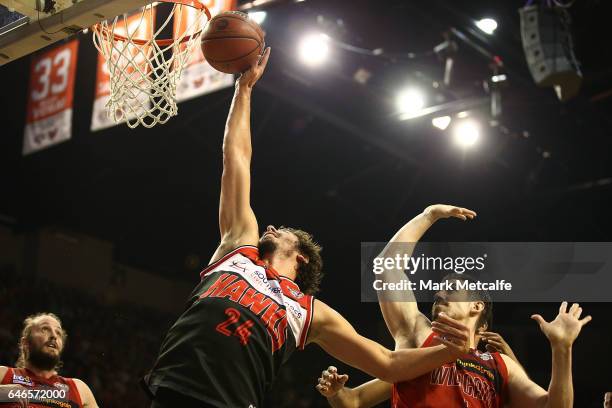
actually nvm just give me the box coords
[93,0,212,47]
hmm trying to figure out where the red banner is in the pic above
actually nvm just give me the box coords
[174,0,236,102]
[23,39,79,155]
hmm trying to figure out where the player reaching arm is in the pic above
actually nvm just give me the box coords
[376,204,477,349]
[502,301,591,408]
[209,48,271,263]
[211,48,473,384]
[145,55,494,407]
[315,204,590,407]
[316,303,590,408]
[309,302,473,384]
[315,330,522,407]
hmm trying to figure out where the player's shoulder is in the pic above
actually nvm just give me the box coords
[310,299,331,325]
[71,377,92,391]
[206,243,259,271]
[0,365,9,378]
[499,353,514,366]
[71,378,97,406]
[497,353,521,380]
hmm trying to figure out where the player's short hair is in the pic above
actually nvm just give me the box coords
[16,312,67,370]
[281,227,323,295]
[442,273,493,331]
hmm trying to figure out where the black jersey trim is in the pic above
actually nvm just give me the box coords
[200,245,259,278]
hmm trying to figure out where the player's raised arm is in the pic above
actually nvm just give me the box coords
[504,302,592,408]
[377,204,476,347]
[211,48,271,263]
[308,299,470,384]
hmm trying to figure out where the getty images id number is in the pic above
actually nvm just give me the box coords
[8,389,67,400]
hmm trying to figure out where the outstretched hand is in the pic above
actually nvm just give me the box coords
[424,204,477,222]
[315,366,349,398]
[431,312,471,358]
[238,47,271,89]
[531,301,592,348]
[480,331,520,363]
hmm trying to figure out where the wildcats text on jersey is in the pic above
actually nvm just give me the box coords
[430,363,497,407]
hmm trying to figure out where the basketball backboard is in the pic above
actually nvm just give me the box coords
[0,0,151,66]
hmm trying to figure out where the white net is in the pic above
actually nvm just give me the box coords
[92,1,211,128]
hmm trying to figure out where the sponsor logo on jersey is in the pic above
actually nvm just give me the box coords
[229,259,281,294]
[12,374,34,386]
[288,287,304,299]
[54,382,70,390]
[478,352,493,361]
[286,303,303,319]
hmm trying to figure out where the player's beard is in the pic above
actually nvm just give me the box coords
[258,238,277,258]
[27,341,61,371]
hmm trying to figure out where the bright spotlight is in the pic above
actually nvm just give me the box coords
[396,89,425,117]
[298,33,330,67]
[453,120,480,148]
[476,18,498,35]
[432,116,451,130]
[248,11,267,25]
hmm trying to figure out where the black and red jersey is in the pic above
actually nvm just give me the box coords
[392,333,509,408]
[0,367,82,408]
[144,246,314,408]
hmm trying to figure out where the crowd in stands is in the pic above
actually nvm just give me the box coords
[0,266,335,407]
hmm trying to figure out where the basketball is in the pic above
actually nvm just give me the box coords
[201,11,265,74]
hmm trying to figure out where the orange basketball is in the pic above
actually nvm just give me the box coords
[201,11,265,74]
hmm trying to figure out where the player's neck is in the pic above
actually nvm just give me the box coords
[469,333,479,349]
[24,362,57,379]
[261,253,297,280]
[456,318,479,349]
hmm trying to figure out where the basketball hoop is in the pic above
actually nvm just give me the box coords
[92,1,212,128]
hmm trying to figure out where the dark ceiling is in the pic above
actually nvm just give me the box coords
[0,0,611,281]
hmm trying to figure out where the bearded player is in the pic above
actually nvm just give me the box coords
[143,51,476,408]
[315,204,592,408]
[0,313,98,407]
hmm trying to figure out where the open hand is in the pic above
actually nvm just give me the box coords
[237,47,271,89]
[315,366,349,398]
[431,312,471,358]
[480,331,519,362]
[424,204,476,222]
[531,302,592,348]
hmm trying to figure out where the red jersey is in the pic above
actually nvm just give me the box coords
[392,333,509,408]
[1,367,83,408]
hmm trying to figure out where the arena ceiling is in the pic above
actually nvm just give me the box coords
[0,0,610,279]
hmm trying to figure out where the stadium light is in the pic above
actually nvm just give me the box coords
[298,33,330,67]
[476,18,498,35]
[432,116,452,130]
[396,88,425,117]
[453,119,480,148]
[248,11,267,25]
